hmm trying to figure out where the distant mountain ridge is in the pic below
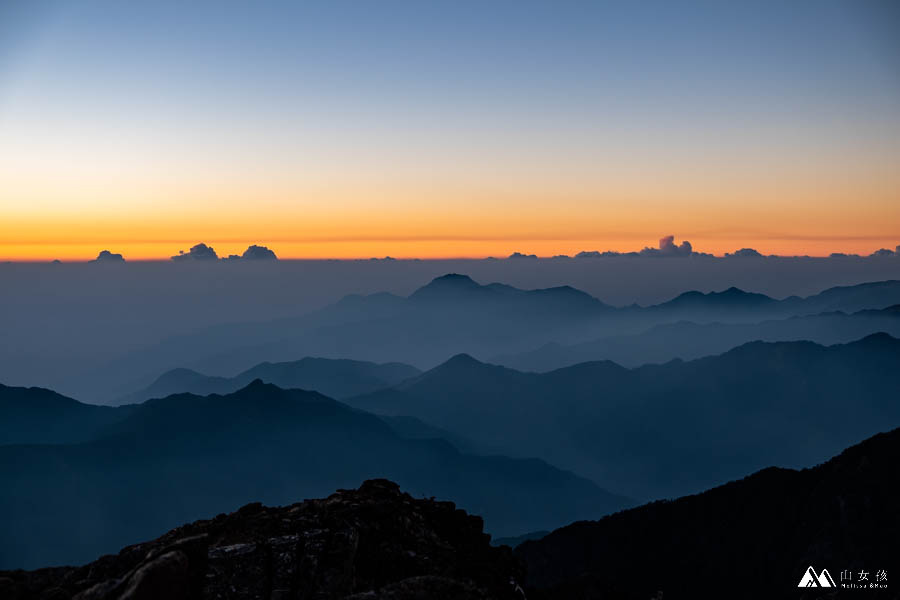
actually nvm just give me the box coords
[493,303,900,371]
[0,384,134,445]
[346,333,900,500]
[118,357,421,405]
[651,285,776,311]
[58,276,900,402]
[0,380,631,569]
[517,426,900,598]
[642,279,900,320]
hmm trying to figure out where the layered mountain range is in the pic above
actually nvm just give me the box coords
[0,380,628,569]
[3,273,898,598]
[346,333,900,500]
[3,427,897,599]
[54,275,900,402]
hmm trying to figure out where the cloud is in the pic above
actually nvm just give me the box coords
[90,250,125,263]
[171,243,218,261]
[640,235,693,257]
[507,252,538,259]
[242,245,278,260]
[724,248,764,258]
[869,245,900,258]
[576,250,626,258]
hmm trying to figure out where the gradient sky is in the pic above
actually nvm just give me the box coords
[1,0,899,260]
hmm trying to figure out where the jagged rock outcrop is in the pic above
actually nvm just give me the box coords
[0,480,525,600]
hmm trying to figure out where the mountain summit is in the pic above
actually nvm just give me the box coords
[408,273,487,301]
[1,479,525,600]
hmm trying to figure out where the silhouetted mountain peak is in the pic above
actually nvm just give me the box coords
[408,274,606,313]
[236,378,276,394]
[390,354,513,391]
[433,273,478,285]
[535,285,599,301]
[851,331,899,348]
[660,286,774,310]
[443,353,481,367]
[409,273,483,300]
[402,354,529,391]
[3,480,524,600]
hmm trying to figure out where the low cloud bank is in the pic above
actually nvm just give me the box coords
[172,243,219,261]
[567,235,704,259]
[90,250,125,263]
[173,244,278,262]
[523,237,900,260]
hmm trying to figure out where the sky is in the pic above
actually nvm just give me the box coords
[1,0,899,260]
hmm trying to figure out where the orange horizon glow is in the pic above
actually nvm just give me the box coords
[3,2,900,264]
[3,117,899,262]
[3,234,900,262]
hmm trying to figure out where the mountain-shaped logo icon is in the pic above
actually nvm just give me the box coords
[798,566,836,587]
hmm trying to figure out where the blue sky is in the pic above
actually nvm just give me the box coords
[1,0,898,259]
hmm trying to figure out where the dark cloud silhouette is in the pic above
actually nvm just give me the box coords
[576,250,627,258]
[508,252,538,260]
[725,248,764,258]
[171,243,218,261]
[870,248,897,257]
[640,235,693,257]
[90,250,125,263]
[242,245,278,260]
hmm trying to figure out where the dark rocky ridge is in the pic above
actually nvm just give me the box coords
[0,480,525,600]
[516,427,900,599]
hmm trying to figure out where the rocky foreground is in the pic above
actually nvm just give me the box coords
[0,480,525,600]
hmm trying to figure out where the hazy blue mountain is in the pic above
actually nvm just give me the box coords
[517,426,900,598]
[782,279,900,314]
[117,367,234,403]
[641,279,900,322]
[0,381,630,569]
[61,275,617,402]
[494,304,900,371]
[118,357,421,404]
[346,334,900,500]
[377,414,486,454]
[648,286,777,316]
[0,384,134,445]
[59,276,900,403]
